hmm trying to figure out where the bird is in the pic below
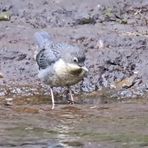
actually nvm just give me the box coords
[34,31,88,109]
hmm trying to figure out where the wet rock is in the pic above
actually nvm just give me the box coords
[96,39,104,49]
[74,16,96,25]
[0,12,11,21]
[113,75,136,89]
[17,54,27,61]
[0,73,3,78]
[4,98,13,106]
[119,89,133,98]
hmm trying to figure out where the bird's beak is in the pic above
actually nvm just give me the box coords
[81,66,88,72]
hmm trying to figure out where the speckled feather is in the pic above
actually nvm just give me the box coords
[35,32,85,70]
[34,31,87,87]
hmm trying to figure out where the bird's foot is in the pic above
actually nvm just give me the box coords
[51,103,55,109]
[67,99,75,104]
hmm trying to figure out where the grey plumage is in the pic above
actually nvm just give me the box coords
[34,31,88,109]
[35,32,59,69]
[34,32,53,49]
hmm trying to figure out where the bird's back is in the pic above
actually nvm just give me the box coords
[34,32,82,70]
[34,31,87,87]
[34,32,61,70]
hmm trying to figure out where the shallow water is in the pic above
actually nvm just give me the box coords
[0,95,148,148]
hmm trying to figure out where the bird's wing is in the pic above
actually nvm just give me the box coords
[36,48,61,69]
[34,32,61,69]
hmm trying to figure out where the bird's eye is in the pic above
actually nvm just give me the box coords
[73,57,78,63]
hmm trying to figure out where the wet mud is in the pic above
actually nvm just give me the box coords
[0,0,148,98]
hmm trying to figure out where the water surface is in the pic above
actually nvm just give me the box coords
[0,95,148,148]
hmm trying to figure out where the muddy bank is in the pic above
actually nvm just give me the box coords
[0,0,148,99]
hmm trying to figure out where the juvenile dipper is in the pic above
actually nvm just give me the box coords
[34,32,88,109]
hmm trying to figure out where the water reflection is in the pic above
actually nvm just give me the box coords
[0,95,148,147]
[47,106,84,147]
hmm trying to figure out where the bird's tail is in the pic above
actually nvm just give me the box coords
[34,31,53,49]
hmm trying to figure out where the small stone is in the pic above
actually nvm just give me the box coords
[96,39,104,49]
[114,75,136,89]
[0,72,4,78]
[0,12,11,21]
[4,98,13,106]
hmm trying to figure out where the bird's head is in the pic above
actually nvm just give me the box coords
[61,46,88,75]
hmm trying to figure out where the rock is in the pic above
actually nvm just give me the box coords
[4,98,13,106]
[74,16,96,25]
[17,54,27,61]
[0,12,11,21]
[0,73,4,78]
[113,75,136,89]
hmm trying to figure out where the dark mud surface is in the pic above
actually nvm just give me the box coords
[0,0,148,98]
[0,0,148,147]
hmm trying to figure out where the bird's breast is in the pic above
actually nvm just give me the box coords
[53,59,87,86]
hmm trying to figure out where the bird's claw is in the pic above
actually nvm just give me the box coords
[67,100,75,104]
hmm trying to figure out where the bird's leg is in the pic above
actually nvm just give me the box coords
[69,89,74,102]
[50,87,55,109]
[67,87,74,104]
